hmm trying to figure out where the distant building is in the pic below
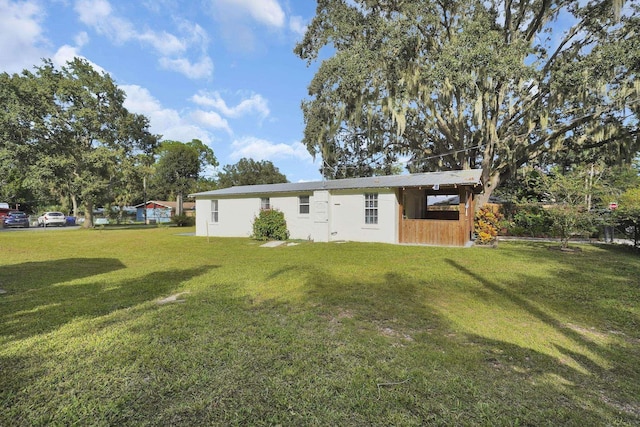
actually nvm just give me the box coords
[134,201,195,224]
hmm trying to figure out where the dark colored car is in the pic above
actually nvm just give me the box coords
[3,211,30,228]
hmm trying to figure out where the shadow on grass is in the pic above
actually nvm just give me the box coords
[304,267,432,323]
[445,259,600,353]
[298,261,639,424]
[445,258,640,418]
[0,260,219,340]
[479,241,640,333]
[0,258,126,292]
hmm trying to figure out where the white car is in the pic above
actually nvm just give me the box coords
[38,211,67,227]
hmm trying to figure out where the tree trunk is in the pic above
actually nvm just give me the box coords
[585,163,594,211]
[143,175,148,225]
[176,193,183,216]
[71,194,78,218]
[83,200,94,228]
[475,171,502,211]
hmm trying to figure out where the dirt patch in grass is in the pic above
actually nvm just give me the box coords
[377,325,414,342]
[320,308,354,333]
[157,292,190,305]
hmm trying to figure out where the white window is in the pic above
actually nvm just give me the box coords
[211,200,218,223]
[261,197,270,210]
[365,193,378,224]
[299,195,310,214]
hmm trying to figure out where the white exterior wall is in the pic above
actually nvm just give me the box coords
[269,194,314,241]
[195,194,316,240]
[328,189,398,244]
[195,197,257,238]
[194,188,399,244]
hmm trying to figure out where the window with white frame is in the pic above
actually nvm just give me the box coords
[364,193,378,224]
[299,195,310,214]
[210,200,219,223]
[261,197,270,210]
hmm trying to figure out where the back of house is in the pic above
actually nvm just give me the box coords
[190,171,484,247]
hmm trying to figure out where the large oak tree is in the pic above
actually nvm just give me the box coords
[0,58,158,226]
[296,0,640,206]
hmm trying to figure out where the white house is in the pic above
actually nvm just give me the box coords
[190,170,484,246]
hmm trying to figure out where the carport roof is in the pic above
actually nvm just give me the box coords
[190,169,483,197]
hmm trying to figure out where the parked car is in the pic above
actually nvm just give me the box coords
[37,211,67,227]
[3,211,29,228]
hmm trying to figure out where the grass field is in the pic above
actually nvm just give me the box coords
[1,227,639,426]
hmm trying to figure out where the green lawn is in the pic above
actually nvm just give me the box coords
[1,228,639,426]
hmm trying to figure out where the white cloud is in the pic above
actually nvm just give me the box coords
[74,0,112,26]
[215,0,285,28]
[122,84,215,144]
[0,0,48,73]
[52,44,84,67]
[230,137,311,162]
[74,31,90,47]
[177,20,210,50]
[289,15,306,37]
[51,33,107,74]
[75,0,185,54]
[138,30,186,56]
[158,124,213,145]
[190,110,232,134]
[74,0,212,79]
[142,0,178,14]
[122,84,181,125]
[209,0,290,52]
[191,91,269,120]
[159,56,213,79]
[52,45,79,65]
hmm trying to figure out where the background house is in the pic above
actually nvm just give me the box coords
[135,201,195,224]
[190,170,484,246]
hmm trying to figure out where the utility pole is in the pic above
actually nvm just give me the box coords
[143,175,148,224]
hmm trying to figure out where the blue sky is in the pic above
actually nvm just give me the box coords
[0,0,323,183]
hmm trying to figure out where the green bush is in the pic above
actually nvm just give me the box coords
[252,209,289,241]
[172,214,195,227]
[615,187,640,247]
[507,203,553,237]
[547,204,596,248]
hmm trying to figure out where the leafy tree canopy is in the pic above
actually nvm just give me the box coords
[296,0,640,206]
[150,139,218,200]
[0,58,159,225]
[497,162,640,208]
[615,185,640,247]
[156,139,218,172]
[618,187,640,216]
[217,158,288,188]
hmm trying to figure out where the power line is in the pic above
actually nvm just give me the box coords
[321,144,484,171]
[420,144,483,162]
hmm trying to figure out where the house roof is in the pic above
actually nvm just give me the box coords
[134,200,195,209]
[190,170,483,197]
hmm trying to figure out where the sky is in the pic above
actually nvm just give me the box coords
[0,0,324,183]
